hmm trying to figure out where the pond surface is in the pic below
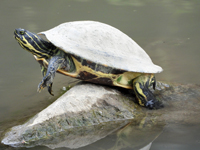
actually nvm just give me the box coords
[0,0,200,149]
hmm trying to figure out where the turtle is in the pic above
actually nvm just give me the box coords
[14,21,163,109]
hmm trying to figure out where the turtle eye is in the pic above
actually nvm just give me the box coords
[19,30,25,35]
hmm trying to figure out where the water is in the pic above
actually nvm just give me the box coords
[0,0,200,149]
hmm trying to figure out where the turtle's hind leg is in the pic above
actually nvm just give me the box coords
[132,74,163,109]
[37,56,66,96]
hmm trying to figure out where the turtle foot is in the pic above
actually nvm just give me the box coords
[37,76,54,96]
[145,99,164,109]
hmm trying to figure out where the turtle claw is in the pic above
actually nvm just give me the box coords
[145,100,164,109]
[37,78,54,96]
[47,83,54,96]
[37,80,45,93]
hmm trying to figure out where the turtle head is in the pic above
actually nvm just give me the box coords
[133,74,163,109]
[14,28,57,59]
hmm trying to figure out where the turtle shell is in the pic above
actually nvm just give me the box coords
[38,21,163,73]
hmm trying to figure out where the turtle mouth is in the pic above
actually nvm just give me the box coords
[14,30,20,40]
[14,29,27,46]
[13,29,28,51]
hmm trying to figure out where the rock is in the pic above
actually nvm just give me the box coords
[1,83,145,148]
[2,81,200,149]
[154,82,200,124]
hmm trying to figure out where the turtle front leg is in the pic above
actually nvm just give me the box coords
[40,65,47,77]
[132,74,163,109]
[37,56,66,96]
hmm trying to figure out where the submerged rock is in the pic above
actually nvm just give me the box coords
[1,81,200,149]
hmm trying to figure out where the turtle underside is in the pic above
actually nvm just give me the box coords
[35,54,141,89]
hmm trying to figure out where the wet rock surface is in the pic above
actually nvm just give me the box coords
[154,82,200,124]
[1,81,200,149]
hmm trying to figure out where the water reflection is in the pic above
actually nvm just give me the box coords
[108,118,164,150]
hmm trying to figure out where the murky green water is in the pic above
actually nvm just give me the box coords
[0,0,200,149]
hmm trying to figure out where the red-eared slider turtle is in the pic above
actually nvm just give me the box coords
[14,21,163,109]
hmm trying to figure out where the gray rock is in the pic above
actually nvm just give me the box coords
[1,83,145,148]
[2,81,200,149]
